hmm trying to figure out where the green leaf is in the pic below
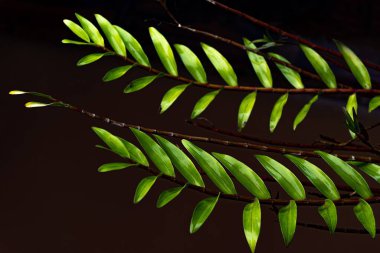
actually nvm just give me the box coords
[118,137,149,167]
[149,27,177,76]
[293,95,318,130]
[243,38,272,88]
[285,154,340,200]
[92,127,130,159]
[213,153,270,199]
[134,175,159,204]
[278,200,297,246]
[318,199,338,233]
[61,39,89,45]
[315,151,373,198]
[300,44,336,88]
[160,84,190,114]
[269,93,288,133]
[369,96,380,112]
[174,44,207,83]
[130,128,175,177]
[191,89,221,119]
[75,13,104,46]
[190,195,219,234]
[334,40,371,89]
[354,199,376,238]
[201,42,237,86]
[63,19,90,42]
[102,65,134,82]
[182,140,237,194]
[154,135,204,187]
[9,90,53,99]
[349,162,380,184]
[77,53,107,66]
[25,102,53,108]
[346,93,358,138]
[124,73,163,93]
[95,14,126,57]
[243,199,261,253]
[255,155,305,200]
[115,26,150,66]
[238,91,257,131]
[156,185,186,208]
[98,162,136,172]
[268,52,303,89]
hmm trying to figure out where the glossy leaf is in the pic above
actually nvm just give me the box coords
[191,89,221,119]
[335,40,371,89]
[75,13,104,46]
[238,91,257,131]
[255,155,306,200]
[9,90,53,99]
[349,162,380,184]
[318,199,338,233]
[243,38,272,88]
[98,162,136,173]
[278,200,297,246]
[154,135,204,187]
[134,175,159,204]
[160,84,190,114]
[63,19,90,42]
[293,95,318,130]
[213,153,270,199]
[285,154,340,200]
[102,65,134,82]
[315,151,373,198]
[95,14,126,57]
[269,93,288,133]
[149,27,177,76]
[354,199,376,238]
[77,53,107,66]
[115,26,150,66]
[346,93,358,138]
[300,44,336,88]
[369,96,380,112]
[118,137,149,167]
[61,39,89,45]
[190,195,219,234]
[156,185,186,208]
[182,140,236,194]
[92,127,130,158]
[268,52,303,89]
[201,43,237,86]
[25,102,53,108]
[124,73,163,93]
[243,199,261,253]
[174,44,207,83]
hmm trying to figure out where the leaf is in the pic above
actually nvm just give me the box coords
[269,93,288,133]
[160,84,190,114]
[369,96,380,112]
[300,44,336,88]
[124,73,163,93]
[255,155,306,200]
[315,151,373,198]
[154,135,204,187]
[149,27,177,76]
[174,44,207,83]
[133,175,159,204]
[130,128,175,177]
[98,162,136,173]
[102,65,134,82]
[293,95,318,130]
[318,199,337,233]
[213,153,270,199]
[75,13,104,46]
[9,90,53,99]
[243,199,261,253]
[156,185,186,208]
[115,26,150,66]
[25,102,53,108]
[278,200,297,246]
[189,195,219,234]
[346,93,358,138]
[201,42,237,86]
[118,137,149,167]
[77,53,107,66]
[92,127,130,158]
[191,89,221,119]
[238,91,257,131]
[243,38,272,88]
[268,52,304,89]
[182,140,237,194]
[285,154,340,200]
[63,19,90,42]
[354,199,376,238]
[349,162,380,184]
[95,14,126,57]
[334,40,371,89]
[61,39,89,45]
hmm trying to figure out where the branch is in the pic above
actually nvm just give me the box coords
[296,222,380,234]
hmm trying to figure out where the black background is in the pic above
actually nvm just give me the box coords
[1,0,380,252]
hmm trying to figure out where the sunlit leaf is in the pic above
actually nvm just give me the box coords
[243,199,261,253]
[238,91,257,131]
[75,13,104,46]
[369,96,380,112]
[346,93,358,138]
[268,52,303,89]
[190,195,219,234]
[76,53,108,66]
[63,19,90,42]
[191,89,221,119]
[354,199,376,238]
[118,137,149,167]
[156,185,186,208]
[278,200,297,246]
[174,44,207,83]
[124,73,164,93]
[134,175,159,204]
[102,65,134,82]
[9,90,53,99]
[318,199,337,233]
[25,102,53,108]
[349,162,380,184]
[92,127,130,159]
[269,93,288,133]
[293,95,318,130]
[160,84,190,114]
[61,39,89,45]
[98,162,136,173]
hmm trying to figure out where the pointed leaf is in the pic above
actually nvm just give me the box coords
[118,137,149,167]
[293,95,318,130]
[98,162,136,172]
[349,162,380,184]
[268,52,303,89]
[134,175,158,204]
[354,199,376,238]
[92,127,130,159]
[61,39,89,45]
[124,73,163,93]
[182,140,236,194]
[25,102,53,108]
[63,19,90,42]
[160,84,190,114]
[77,53,107,66]
[102,65,134,82]
[174,44,207,83]
[318,199,337,233]
[75,13,104,46]
[269,93,288,133]
[238,91,257,131]
[255,155,305,200]
[243,199,261,253]
[346,93,358,138]
[190,195,219,234]
[201,43,237,86]
[191,89,221,119]
[156,185,186,208]
[278,200,297,246]
[9,90,53,99]
[369,96,380,112]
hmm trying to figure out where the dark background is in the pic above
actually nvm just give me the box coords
[1,0,380,252]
